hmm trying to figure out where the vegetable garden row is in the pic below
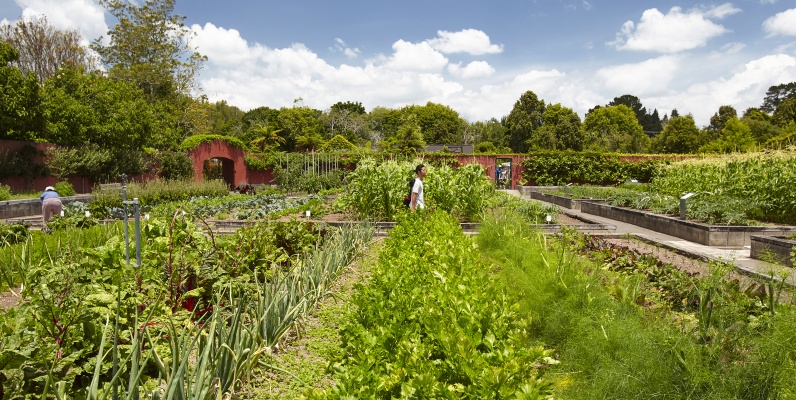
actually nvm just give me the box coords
[0,152,795,398]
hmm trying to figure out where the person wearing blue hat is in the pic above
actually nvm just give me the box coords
[40,185,62,226]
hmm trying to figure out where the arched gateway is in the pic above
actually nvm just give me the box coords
[186,140,248,188]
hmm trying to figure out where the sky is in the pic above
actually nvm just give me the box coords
[2,0,796,127]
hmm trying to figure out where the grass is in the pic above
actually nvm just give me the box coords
[476,214,796,399]
[239,238,382,399]
[8,190,41,200]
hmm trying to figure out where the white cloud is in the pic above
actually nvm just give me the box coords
[331,38,360,59]
[763,8,796,37]
[774,42,796,54]
[426,29,503,55]
[14,0,106,45]
[448,61,495,79]
[708,42,747,59]
[610,5,733,53]
[649,54,796,125]
[596,55,681,96]
[384,39,448,72]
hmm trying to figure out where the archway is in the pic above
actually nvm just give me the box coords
[203,157,235,188]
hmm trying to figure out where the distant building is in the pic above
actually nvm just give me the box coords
[424,144,473,153]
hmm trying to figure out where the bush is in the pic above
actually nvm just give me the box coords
[157,150,194,180]
[53,181,76,196]
[0,184,10,201]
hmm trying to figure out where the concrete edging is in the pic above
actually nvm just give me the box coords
[581,201,796,246]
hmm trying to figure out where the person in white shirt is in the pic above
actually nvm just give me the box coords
[411,164,426,211]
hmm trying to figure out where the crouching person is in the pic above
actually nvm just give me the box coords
[40,186,62,228]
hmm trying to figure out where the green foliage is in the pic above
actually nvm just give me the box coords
[522,151,664,186]
[338,158,494,221]
[53,181,75,196]
[0,40,45,141]
[0,221,29,246]
[42,66,158,148]
[650,151,796,224]
[401,102,464,144]
[89,178,229,217]
[0,183,10,201]
[46,144,149,183]
[582,105,649,153]
[179,134,248,151]
[653,115,707,153]
[535,103,583,151]
[0,144,49,183]
[699,118,755,153]
[319,134,356,152]
[309,212,555,399]
[156,150,194,180]
[505,90,546,153]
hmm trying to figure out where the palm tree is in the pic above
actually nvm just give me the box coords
[248,121,285,151]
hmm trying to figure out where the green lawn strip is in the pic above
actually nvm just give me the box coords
[239,239,382,399]
[478,215,796,399]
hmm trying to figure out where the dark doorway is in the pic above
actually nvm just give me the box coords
[495,158,512,189]
[203,157,235,188]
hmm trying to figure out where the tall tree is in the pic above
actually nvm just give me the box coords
[401,102,464,144]
[276,106,324,151]
[653,115,705,153]
[384,115,425,154]
[42,65,157,149]
[91,0,206,102]
[206,100,244,136]
[0,15,97,83]
[700,118,754,153]
[582,105,649,153]
[504,90,546,152]
[323,101,369,144]
[534,103,583,150]
[772,97,796,127]
[605,94,661,135]
[0,40,44,141]
[708,105,737,134]
[760,82,796,114]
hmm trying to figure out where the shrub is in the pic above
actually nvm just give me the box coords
[53,181,76,196]
[0,184,10,201]
[157,150,194,180]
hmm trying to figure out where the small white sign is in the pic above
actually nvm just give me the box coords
[305,210,311,218]
[85,210,91,217]
[60,210,64,217]
[144,214,150,220]
[545,215,552,223]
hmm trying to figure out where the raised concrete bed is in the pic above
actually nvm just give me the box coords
[529,191,608,210]
[751,235,795,267]
[0,195,92,219]
[581,201,796,246]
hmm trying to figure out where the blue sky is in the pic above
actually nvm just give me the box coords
[2,0,796,127]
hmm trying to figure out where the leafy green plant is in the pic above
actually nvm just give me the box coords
[0,183,10,201]
[54,181,76,196]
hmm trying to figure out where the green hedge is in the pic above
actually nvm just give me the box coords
[179,134,249,151]
[522,151,664,186]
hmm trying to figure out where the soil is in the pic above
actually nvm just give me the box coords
[0,286,22,309]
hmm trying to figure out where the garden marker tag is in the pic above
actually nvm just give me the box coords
[85,211,91,217]
[60,210,64,217]
[306,210,311,218]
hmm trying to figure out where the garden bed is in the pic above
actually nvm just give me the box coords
[751,235,795,267]
[0,195,92,219]
[581,201,796,246]
[529,191,608,210]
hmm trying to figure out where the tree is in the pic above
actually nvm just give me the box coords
[323,101,369,144]
[772,97,796,127]
[401,102,464,144]
[276,106,324,151]
[741,115,781,144]
[248,121,284,152]
[708,105,737,134]
[206,100,244,136]
[0,15,97,82]
[593,94,662,135]
[0,40,45,141]
[760,82,796,114]
[533,104,583,150]
[504,90,546,152]
[653,115,706,153]
[91,0,206,102]
[368,106,403,144]
[582,105,649,153]
[466,118,507,148]
[385,116,425,154]
[42,66,157,149]
[699,118,754,153]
